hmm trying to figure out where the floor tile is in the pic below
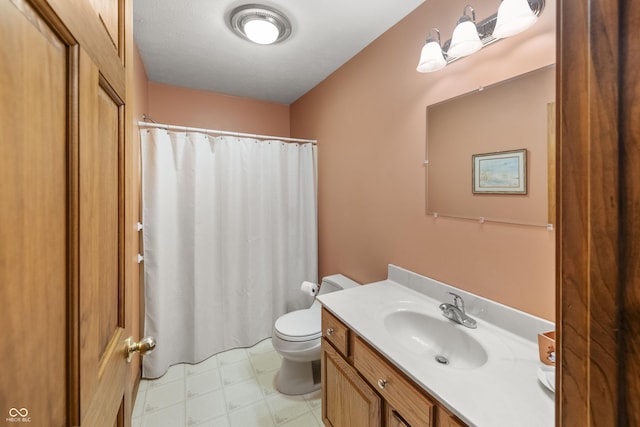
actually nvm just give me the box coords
[304,389,322,410]
[147,363,185,389]
[133,385,147,418]
[186,369,223,399]
[195,415,230,427]
[186,355,219,377]
[220,359,256,386]
[228,401,275,427]
[144,379,186,414]
[133,339,322,427]
[279,411,322,427]
[256,370,279,397]
[218,347,248,366]
[186,389,227,426]
[312,406,323,426]
[224,378,265,412]
[249,351,282,375]
[265,393,309,425]
[142,402,185,427]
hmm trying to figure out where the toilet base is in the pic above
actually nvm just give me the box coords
[275,358,321,395]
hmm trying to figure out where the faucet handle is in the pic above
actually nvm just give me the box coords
[448,292,465,312]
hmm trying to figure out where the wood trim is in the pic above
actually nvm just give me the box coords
[546,102,556,226]
[67,43,81,427]
[557,0,621,425]
[34,0,125,97]
[619,1,640,425]
[118,0,125,62]
[97,74,127,329]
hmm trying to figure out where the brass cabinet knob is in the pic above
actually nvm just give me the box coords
[377,379,387,389]
[125,336,156,363]
[326,328,334,336]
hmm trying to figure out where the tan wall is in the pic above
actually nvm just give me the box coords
[290,0,556,320]
[147,82,290,136]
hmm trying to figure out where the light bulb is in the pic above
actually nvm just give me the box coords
[243,19,279,45]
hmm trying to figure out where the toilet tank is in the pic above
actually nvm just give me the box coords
[317,274,360,296]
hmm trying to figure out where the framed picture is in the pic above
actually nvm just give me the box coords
[472,149,527,194]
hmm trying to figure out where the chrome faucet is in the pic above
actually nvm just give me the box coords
[439,292,477,329]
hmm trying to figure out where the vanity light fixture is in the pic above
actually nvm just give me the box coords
[230,4,292,45]
[493,0,540,38]
[416,0,545,73]
[447,6,482,58]
[416,29,446,73]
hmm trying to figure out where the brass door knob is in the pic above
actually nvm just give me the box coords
[125,336,156,362]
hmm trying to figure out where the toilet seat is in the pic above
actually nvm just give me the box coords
[274,309,321,342]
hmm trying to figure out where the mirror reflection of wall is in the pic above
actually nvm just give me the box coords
[426,65,556,226]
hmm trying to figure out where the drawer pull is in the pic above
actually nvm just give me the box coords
[326,328,334,336]
[377,378,387,389]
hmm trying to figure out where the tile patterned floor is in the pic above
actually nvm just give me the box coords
[131,338,324,427]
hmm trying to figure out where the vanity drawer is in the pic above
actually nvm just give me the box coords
[353,335,434,427]
[322,308,350,357]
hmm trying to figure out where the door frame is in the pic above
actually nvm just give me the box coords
[557,0,640,425]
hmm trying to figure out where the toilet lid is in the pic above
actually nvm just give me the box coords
[274,309,321,342]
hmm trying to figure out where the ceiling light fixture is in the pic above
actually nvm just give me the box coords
[416,0,545,73]
[230,4,292,45]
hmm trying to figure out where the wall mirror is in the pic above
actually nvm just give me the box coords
[425,65,556,227]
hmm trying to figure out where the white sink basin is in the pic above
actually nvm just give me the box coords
[384,310,488,369]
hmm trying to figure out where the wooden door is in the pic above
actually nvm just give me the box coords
[0,0,134,426]
[0,1,69,424]
[75,47,128,426]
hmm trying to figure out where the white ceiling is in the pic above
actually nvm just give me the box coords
[133,0,425,105]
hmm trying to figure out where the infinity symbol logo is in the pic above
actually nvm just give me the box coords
[8,408,28,417]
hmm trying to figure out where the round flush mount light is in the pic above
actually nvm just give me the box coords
[230,4,292,45]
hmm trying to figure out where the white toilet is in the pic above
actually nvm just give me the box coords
[272,274,359,395]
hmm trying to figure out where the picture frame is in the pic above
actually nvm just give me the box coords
[472,149,527,194]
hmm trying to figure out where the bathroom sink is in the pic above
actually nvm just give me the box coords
[383,310,488,369]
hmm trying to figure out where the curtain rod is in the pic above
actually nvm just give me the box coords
[138,121,317,145]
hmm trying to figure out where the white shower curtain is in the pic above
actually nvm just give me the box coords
[140,128,318,378]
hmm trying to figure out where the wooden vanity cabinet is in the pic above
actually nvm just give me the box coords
[322,338,382,427]
[321,308,468,427]
[435,407,466,427]
[322,307,351,357]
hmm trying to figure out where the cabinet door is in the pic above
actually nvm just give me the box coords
[322,339,382,427]
[436,407,466,427]
[387,407,411,427]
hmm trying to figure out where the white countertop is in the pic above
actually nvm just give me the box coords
[318,277,555,427]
